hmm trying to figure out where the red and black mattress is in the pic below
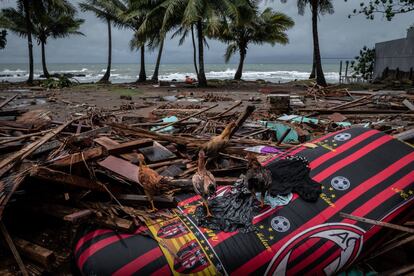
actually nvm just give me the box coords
[74,127,414,275]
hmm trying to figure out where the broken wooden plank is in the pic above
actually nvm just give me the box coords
[230,105,256,137]
[29,166,106,192]
[299,108,414,114]
[94,136,118,149]
[0,94,18,109]
[98,156,139,183]
[208,101,242,120]
[0,222,29,276]
[153,103,219,131]
[72,126,111,142]
[51,147,103,167]
[31,140,61,157]
[0,130,50,146]
[0,108,28,117]
[340,212,414,233]
[107,139,153,155]
[393,128,414,141]
[117,194,176,206]
[14,238,56,268]
[0,116,85,177]
[64,209,94,223]
[367,234,414,261]
[403,99,414,111]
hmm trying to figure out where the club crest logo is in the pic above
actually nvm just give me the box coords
[265,223,364,275]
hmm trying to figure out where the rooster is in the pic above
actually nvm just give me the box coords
[245,152,272,208]
[192,150,216,217]
[136,154,167,212]
[202,122,236,157]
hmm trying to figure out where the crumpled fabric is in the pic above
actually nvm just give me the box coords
[194,178,259,233]
[267,156,321,202]
[255,192,293,208]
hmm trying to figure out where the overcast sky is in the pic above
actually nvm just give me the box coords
[0,0,412,64]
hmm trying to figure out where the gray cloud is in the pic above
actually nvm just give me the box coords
[0,0,413,64]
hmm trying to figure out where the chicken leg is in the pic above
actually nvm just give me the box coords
[145,191,158,212]
[149,200,158,213]
[260,191,266,208]
[203,199,212,217]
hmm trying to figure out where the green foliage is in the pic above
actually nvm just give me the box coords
[210,7,294,63]
[0,30,6,49]
[31,0,84,45]
[41,75,73,89]
[351,46,375,80]
[1,0,84,45]
[345,0,414,20]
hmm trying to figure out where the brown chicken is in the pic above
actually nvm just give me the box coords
[136,154,166,212]
[192,150,216,217]
[245,152,272,208]
[202,122,236,157]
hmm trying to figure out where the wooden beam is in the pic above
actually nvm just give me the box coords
[340,212,414,233]
[0,94,18,109]
[51,147,104,167]
[29,166,106,192]
[14,238,55,268]
[0,222,29,276]
[107,139,153,155]
[153,104,219,131]
[0,116,85,177]
[208,101,242,120]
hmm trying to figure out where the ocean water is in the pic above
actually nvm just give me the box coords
[0,63,341,84]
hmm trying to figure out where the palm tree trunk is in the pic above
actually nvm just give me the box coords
[99,18,111,83]
[41,40,50,78]
[196,20,207,87]
[191,25,199,77]
[22,0,33,84]
[311,0,327,86]
[151,39,164,82]
[137,46,146,82]
[234,47,246,80]
[309,49,316,79]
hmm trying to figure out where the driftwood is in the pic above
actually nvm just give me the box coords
[0,130,51,146]
[0,222,29,276]
[51,147,104,167]
[0,116,85,177]
[0,94,18,109]
[208,101,242,120]
[14,238,56,268]
[153,103,218,131]
[30,166,106,192]
[340,213,414,234]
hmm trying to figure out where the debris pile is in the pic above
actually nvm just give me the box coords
[0,85,413,275]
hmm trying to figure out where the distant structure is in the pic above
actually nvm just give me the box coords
[374,27,414,80]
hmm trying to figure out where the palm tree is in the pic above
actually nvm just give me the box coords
[148,0,251,87]
[0,0,34,83]
[282,0,333,86]
[31,0,84,78]
[80,0,117,83]
[213,8,294,80]
[111,0,150,83]
[0,30,6,49]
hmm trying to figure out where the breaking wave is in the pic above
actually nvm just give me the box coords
[0,65,340,83]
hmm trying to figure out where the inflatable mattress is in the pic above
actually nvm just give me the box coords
[75,127,414,275]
